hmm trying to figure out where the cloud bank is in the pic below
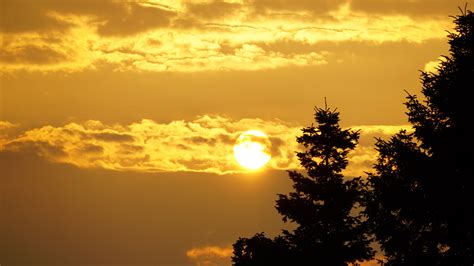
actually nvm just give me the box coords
[0,0,460,73]
[0,117,411,175]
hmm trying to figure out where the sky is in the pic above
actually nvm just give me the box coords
[0,0,468,265]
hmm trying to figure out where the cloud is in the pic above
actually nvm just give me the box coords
[0,116,300,174]
[0,0,175,35]
[0,44,67,64]
[0,0,71,33]
[0,116,410,175]
[423,56,447,73]
[249,0,466,16]
[0,121,18,146]
[0,121,17,130]
[249,0,347,15]
[351,124,411,135]
[0,0,454,73]
[186,0,242,19]
[344,124,413,176]
[95,2,176,36]
[350,0,466,16]
[186,245,233,266]
[0,24,99,72]
[91,132,135,142]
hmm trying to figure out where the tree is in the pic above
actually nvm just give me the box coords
[365,9,474,265]
[233,233,291,266]
[232,106,374,265]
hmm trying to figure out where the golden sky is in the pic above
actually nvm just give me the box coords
[0,0,468,265]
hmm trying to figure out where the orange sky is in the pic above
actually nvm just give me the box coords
[0,0,468,265]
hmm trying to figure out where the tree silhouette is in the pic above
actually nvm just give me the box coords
[232,106,374,265]
[233,233,291,265]
[365,9,474,265]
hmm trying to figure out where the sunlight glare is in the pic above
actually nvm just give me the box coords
[233,130,271,170]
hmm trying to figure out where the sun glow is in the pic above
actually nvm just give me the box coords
[233,130,271,170]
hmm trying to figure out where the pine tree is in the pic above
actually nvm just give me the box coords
[232,106,374,265]
[232,233,291,265]
[365,9,474,265]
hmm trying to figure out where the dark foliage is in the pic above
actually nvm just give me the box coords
[365,9,474,265]
[232,107,374,265]
[232,233,291,265]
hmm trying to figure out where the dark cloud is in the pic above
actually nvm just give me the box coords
[170,16,203,29]
[0,45,66,65]
[5,140,67,158]
[269,136,285,157]
[63,128,89,139]
[115,155,150,167]
[248,0,464,16]
[218,134,235,145]
[249,0,346,14]
[185,134,234,146]
[175,143,191,150]
[96,3,176,36]
[79,143,104,154]
[219,41,238,55]
[351,0,466,16]
[187,136,218,145]
[239,134,269,146]
[119,144,144,154]
[177,158,216,170]
[0,0,175,35]
[93,132,134,142]
[186,0,241,18]
[0,0,462,38]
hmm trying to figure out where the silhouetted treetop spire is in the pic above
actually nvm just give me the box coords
[233,106,373,265]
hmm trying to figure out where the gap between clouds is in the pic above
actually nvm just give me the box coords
[0,116,411,175]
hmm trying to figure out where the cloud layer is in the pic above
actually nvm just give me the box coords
[0,0,460,73]
[0,117,411,175]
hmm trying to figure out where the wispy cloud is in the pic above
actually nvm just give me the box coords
[0,116,410,175]
[0,121,18,146]
[0,121,17,130]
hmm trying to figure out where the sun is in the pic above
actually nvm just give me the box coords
[233,130,271,170]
